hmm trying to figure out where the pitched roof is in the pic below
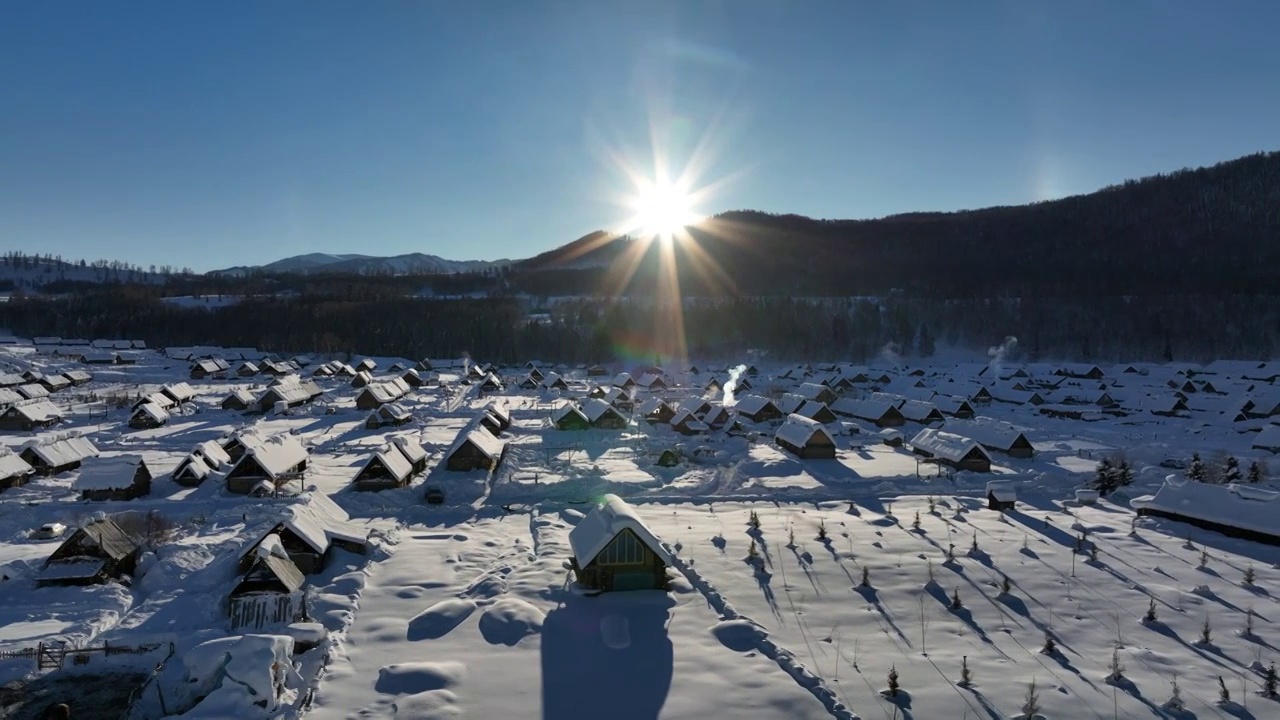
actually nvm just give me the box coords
[130,402,169,424]
[553,404,589,424]
[0,451,32,479]
[6,399,62,423]
[363,443,413,482]
[447,427,505,461]
[909,428,990,464]
[733,395,777,416]
[23,435,99,467]
[569,494,671,568]
[581,397,623,423]
[236,434,309,478]
[162,382,197,403]
[241,547,306,594]
[941,417,1030,451]
[1132,478,1280,540]
[391,435,428,465]
[194,439,231,468]
[55,519,139,562]
[776,414,836,448]
[74,455,145,490]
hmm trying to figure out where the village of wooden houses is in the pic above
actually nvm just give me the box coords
[5,336,1280,719]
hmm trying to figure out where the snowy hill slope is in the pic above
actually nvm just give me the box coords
[211,252,511,277]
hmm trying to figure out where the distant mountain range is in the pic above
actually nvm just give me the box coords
[210,252,510,277]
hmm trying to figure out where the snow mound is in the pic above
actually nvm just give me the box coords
[408,599,477,641]
[393,689,461,718]
[177,634,299,717]
[478,597,545,646]
[376,661,468,694]
[711,618,760,652]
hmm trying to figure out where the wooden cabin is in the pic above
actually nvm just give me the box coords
[75,455,152,501]
[444,429,506,472]
[224,435,309,495]
[229,540,307,631]
[583,398,628,429]
[639,398,676,425]
[553,405,591,431]
[37,519,140,587]
[223,390,255,411]
[0,452,33,492]
[987,480,1017,511]
[365,403,412,430]
[0,399,63,432]
[128,402,170,429]
[733,395,783,424]
[238,494,368,575]
[775,415,838,459]
[568,495,671,592]
[909,428,992,473]
[352,443,416,491]
[943,418,1035,458]
[20,435,99,475]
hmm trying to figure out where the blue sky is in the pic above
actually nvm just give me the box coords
[2,1,1278,271]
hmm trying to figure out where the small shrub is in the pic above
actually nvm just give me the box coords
[1244,564,1256,585]
[1264,663,1277,699]
[1218,675,1230,704]
[860,565,870,588]
[1042,632,1056,655]
[1107,645,1125,682]
[887,665,899,697]
[959,655,972,686]
[1201,614,1212,644]
[1144,597,1157,624]
[1022,677,1041,718]
[748,539,759,560]
[970,531,979,554]
[817,519,827,540]
[1000,573,1012,595]
[950,588,962,609]
[912,511,921,531]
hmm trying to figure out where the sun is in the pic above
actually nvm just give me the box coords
[630,177,700,241]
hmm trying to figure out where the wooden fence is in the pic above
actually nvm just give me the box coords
[0,640,165,671]
[229,591,306,631]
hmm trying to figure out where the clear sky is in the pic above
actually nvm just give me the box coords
[3,1,1278,271]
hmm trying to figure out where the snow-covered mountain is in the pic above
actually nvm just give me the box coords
[211,252,510,277]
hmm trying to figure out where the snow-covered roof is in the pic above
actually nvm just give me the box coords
[0,373,25,387]
[23,435,99,467]
[638,397,671,416]
[175,454,215,481]
[195,439,231,468]
[38,558,106,581]
[1132,478,1280,539]
[795,382,830,401]
[74,455,145,491]
[366,444,413,482]
[361,378,411,404]
[16,383,49,399]
[238,435,309,478]
[553,404,589,424]
[370,402,412,422]
[941,417,1029,451]
[612,372,634,387]
[0,452,32,479]
[0,388,22,406]
[6,399,62,423]
[162,382,197,403]
[131,402,170,424]
[909,428,990,464]
[226,389,256,405]
[831,398,899,420]
[776,414,836,448]
[897,400,941,422]
[139,391,175,409]
[986,480,1017,501]
[1251,424,1280,451]
[581,397,623,423]
[448,427,505,461]
[391,435,427,464]
[733,395,776,415]
[63,370,92,384]
[569,494,672,568]
[776,393,805,415]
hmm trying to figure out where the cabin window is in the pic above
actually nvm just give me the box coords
[596,530,648,566]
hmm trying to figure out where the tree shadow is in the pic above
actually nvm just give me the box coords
[856,584,912,648]
[541,591,675,720]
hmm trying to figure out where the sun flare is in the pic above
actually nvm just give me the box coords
[630,177,701,241]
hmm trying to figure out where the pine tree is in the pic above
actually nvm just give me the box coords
[927,496,936,514]
[1265,663,1277,699]
[887,665,899,697]
[1090,544,1099,562]
[1223,455,1242,484]
[1218,675,1230,704]
[959,655,972,686]
[1144,597,1157,623]
[1094,457,1117,495]
[1200,614,1212,645]
[970,531,979,554]
[1164,676,1185,711]
[787,525,796,548]
[912,511,921,531]
[748,539,759,561]
[1116,458,1133,488]
[950,588,962,609]
[817,519,827,540]
[860,565,870,588]
[1244,564,1256,585]
[1200,548,1209,568]
[1188,453,1206,481]
[748,510,760,529]
[1000,573,1012,595]
[916,323,935,358]
[1249,460,1265,483]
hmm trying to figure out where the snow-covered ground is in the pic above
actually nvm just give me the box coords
[3,348,1280,718]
